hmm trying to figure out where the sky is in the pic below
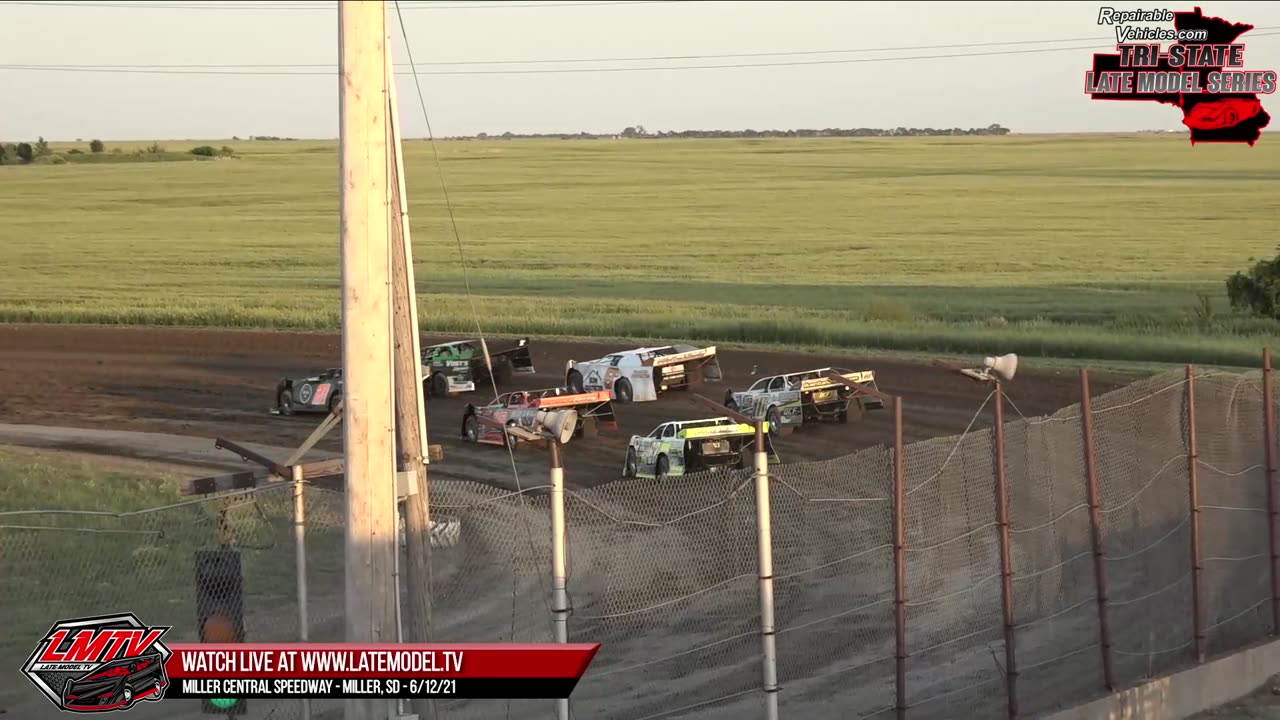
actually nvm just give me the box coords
[3,0,1280,140]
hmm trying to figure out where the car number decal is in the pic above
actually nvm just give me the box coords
[313,383,332,406]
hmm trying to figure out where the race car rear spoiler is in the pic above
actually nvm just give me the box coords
[533,388,618,429]
[679,420,778,458]
[679,421,771,439]
[804,368,884,409]
[650,345,723,382]
[800,369,875,392]
[484,337,535,374]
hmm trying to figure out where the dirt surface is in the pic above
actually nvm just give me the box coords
[1190,674,1280,719]
[0,324,1139,489]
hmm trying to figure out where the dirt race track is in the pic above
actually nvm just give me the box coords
[0,325,1138,489]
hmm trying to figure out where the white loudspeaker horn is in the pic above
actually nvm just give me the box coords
[984,354,1018,382]
[537,409,579,445]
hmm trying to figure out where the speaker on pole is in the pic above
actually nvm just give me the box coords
[985,354,1018,383]
[537,409,579,445]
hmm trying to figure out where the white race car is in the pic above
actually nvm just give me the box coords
[564,344,723,403]
[723,367,883,433]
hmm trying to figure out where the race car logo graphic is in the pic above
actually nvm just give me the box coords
[1182,97,1264,130]
[22,613,172,713]
[297,382,314,404]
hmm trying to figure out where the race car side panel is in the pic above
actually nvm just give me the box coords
[628,436,686,478]
[730,388,804,426]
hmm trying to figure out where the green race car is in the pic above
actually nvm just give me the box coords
[421,338,534,396]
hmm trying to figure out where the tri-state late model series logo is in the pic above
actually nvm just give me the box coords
[1086,6,1275,145]
[21,613,173,713]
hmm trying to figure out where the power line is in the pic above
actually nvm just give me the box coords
[16,35,1280,77]
[7,0,671,9]
[8,26,1278,72]
[22,28,1264,69]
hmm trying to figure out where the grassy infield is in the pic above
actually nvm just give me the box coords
[1,134,1277,668]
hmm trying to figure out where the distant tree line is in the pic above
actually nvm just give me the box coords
[0,138,234,166]
[446,123,1011,141]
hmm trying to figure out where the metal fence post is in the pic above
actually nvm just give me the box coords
[1186,365,1206,664]
[1080,369,1115,691]
[1264,347,1280,634]
[892,397,908,720]
[993,381,1019,719]
[292,463,312,720]
[549,442,570,720]
[754,420,780,720]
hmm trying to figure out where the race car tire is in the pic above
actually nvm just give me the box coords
[463,414,479,442]
[655,454,669,479]
[150,679,162,700]
[278,389,295,416]
[123,686,133,706]
[431,372,448,397]
[329,392,342,415]
[624,448,638,478]
[767,406,791,437]
[614,378,633,404]
[566,369,584,393]
[505,421,519,452]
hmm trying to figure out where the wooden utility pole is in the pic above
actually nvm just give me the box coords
[340,2,398,719]
[386,37,438,720]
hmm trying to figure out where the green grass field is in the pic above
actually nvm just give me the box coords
[2,134,1278,367]
[0,446,343,704]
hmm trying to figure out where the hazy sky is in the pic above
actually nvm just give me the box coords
[4,0,1280,140]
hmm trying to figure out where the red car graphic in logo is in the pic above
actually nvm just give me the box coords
[1182,98,1264,130]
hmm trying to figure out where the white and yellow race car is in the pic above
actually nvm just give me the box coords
[723,367,883,433]
[621,417,777,479]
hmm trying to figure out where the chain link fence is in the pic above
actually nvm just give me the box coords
[2,365,1275,720]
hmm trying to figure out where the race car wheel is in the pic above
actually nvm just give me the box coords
[150,679,163,700]
[278,389,295,416]
[431,372,448,397]
[463,415,479,442]
[655,454,669,478]
[123,686,133,706]
[567,370,584,393]
[329,392,342,414]
[624,448,638,478]
[767,406,790,437]
[614,378,633,404]
[504,421,519,452]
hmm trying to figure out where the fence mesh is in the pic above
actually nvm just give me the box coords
[2,366,1276,720]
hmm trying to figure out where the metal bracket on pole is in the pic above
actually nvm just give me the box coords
[396,471,420,500]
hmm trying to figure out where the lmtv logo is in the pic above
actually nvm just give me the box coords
[31,627,167,670]
[22,613,174,713]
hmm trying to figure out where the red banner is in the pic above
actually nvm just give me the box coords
[165,643,599,680]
